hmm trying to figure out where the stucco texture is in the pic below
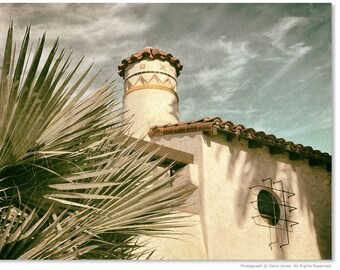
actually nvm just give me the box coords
[149,132,331,260]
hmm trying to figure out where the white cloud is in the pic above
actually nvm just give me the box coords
[0,3,331,153]
[0,4,154,48]
[264,16,312,60]
[196,39,258,89]
[265,16,307,45]
[287,42,312,58]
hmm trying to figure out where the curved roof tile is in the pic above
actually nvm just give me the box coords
[118,47,183,78]
[148,117,331,168]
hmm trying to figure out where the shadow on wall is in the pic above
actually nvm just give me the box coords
[295,166,332,259]
[224,146,286,259]
[167,98,179,122]
[214,138,331,259]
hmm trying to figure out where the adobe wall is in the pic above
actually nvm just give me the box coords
[199,133,331,260]
[149,132,331,260]
[145,132,207,260]
[122,59,179,138]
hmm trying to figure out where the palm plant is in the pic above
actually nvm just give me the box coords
[0,24,195,259]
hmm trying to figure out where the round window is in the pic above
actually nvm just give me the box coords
[257,190,281,226]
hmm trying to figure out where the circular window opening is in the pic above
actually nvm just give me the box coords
[257,190,281,226]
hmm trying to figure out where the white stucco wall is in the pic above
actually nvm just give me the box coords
[144,133,207,260]
[149,132,331,260]
[123,59,179,138]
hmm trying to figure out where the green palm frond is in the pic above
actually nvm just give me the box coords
[0,25,195,259]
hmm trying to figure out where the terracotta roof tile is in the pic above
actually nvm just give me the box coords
[148,117,331,166]
[118,47,183,78]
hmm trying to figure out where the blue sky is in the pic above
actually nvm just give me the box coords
[0,3,332,153]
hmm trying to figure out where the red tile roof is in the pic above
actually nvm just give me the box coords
[118,47,183,78]
[148,117,331,169]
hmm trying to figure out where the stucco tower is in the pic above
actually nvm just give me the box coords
[118,47,183,137]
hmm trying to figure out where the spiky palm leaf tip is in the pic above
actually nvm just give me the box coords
[0,24,195,260]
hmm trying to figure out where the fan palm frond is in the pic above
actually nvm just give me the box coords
[0,24,195,259]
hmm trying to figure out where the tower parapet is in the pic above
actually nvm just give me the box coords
[118,47,183,138]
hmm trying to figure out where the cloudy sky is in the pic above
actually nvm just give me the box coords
[0,3,332,153]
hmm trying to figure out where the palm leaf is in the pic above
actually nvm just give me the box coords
[0,24,195,260]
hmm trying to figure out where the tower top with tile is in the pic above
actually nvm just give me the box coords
[118,47,183,138]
